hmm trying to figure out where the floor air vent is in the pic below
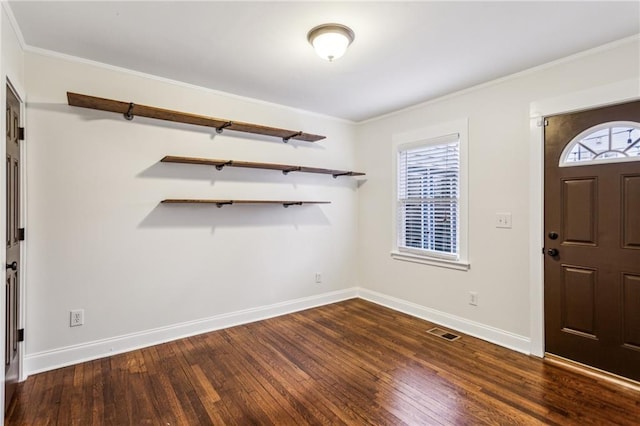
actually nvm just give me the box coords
[427,327,461,341]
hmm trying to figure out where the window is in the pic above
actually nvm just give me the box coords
[392,119,469,270]
[398,135,459,257]
[560,121,640,166]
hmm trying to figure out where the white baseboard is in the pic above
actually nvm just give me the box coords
[25,286,531,377]
[24,288,359,376]
[358,288,531,354]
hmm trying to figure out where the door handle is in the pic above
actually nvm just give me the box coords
[547,248,559,257]
[5,261,17,271]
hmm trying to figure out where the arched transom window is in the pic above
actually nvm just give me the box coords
[560,121,640,167]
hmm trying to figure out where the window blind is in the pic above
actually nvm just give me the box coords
[397,134,460,259]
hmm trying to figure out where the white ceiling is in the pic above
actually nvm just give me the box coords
[7,1,640,122]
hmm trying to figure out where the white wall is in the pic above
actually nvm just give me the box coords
[356,37,640,350]
[17,25,640,374]
[23,52,360,372]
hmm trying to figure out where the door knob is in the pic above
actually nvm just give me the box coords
[547,248,559,257]
[5,261,17,271]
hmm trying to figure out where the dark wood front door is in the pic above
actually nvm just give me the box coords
[5,84,21,410]
[544,99,640,381]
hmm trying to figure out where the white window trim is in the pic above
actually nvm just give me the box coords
[391,118,470,271]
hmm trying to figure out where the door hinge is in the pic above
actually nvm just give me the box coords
[18,228,25,241]
[18,127,25,140]
[537,119,549,127]
[17,329,24,342]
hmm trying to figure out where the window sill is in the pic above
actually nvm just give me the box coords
[390,251,470,271]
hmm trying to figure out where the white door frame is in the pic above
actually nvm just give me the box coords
[8,79,27,385]
[1,77,27,424]
[528,78,640,357]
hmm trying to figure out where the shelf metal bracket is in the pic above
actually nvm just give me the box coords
[283,202,303,208]
[282,131,302,143]
[215,201,233,208]
[215,121,233,134]
[215,160,233,171]
[332,171,352,178]
[124,103,135,121]
[282,166,302,175]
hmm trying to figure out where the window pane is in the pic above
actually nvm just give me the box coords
[562,122,640,166]
[398,139,459,259]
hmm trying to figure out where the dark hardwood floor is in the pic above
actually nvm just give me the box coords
[6,299,640,425]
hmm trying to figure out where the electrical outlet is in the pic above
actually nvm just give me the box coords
[70,309,84,327]
[315,273,322,283]
[469,292,478,306]
[495,212,512,229]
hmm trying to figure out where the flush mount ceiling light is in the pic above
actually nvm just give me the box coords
[307,23,355,62]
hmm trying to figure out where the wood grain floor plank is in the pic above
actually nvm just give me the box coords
[223,329,324,423]
[229,325,366,425]
[7,299,640,425]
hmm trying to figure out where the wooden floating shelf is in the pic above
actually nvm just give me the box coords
[67,92,326,143]
[161,199,330,208]
[161,155,365,178]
